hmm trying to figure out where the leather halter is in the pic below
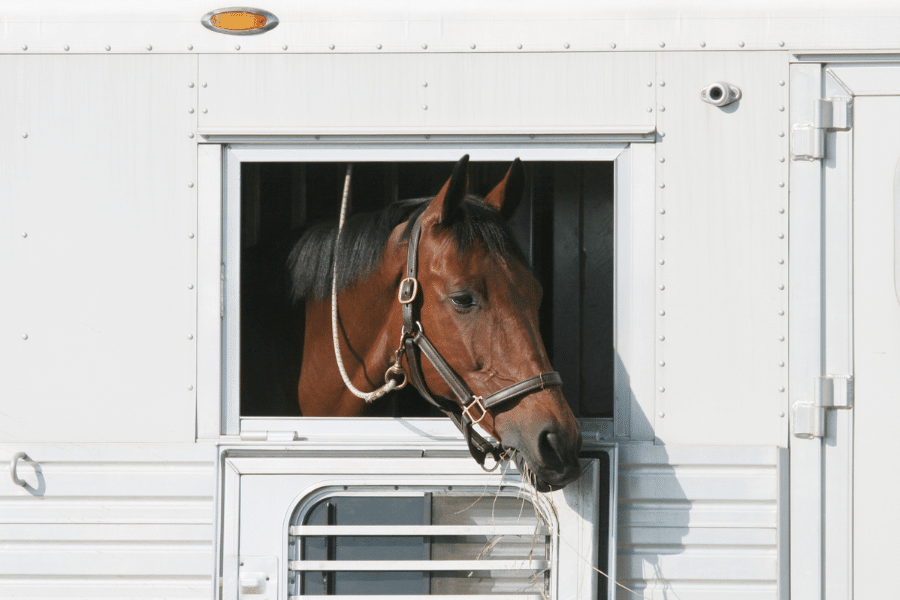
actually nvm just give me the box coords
[397,211,563,468]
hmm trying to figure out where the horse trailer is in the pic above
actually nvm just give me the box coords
[2,2,899,599]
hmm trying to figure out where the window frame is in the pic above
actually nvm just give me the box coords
[196,137,656,443]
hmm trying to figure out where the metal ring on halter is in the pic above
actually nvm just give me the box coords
[384,364,408,389]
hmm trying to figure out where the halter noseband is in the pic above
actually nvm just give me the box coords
[396,212,563,468]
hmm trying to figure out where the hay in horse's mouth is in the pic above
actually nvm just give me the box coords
[508,448,562,494]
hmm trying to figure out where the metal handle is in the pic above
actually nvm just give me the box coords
[10,452,27,487]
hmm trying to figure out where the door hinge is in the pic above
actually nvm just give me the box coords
[791,97,852,161]
[792,375,853,439]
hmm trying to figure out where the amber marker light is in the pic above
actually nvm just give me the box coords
[201,8,279,35]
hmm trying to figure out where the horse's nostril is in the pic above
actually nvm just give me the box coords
[538,431,566,470]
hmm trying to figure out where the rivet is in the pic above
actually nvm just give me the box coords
[659,157,665,163]
[659,412,665,417]
[659,41,666,48]
[779,259,785,264]
[21,232,27,238]
[188,133,194,138]
[778,131,785,137]
[779,80,785,86]
[610,43,616,49]
[202,108,208,114]
[659,183,665,188]
[647,107,653,112]
[659,234,665,240]
[779,233,784,239]
[188,182,194,188]
[779,106,785,112]
[187,334,194,340]
[22,133,28,139]
[21,44,27,51]
[563,43,570,49]
[659,259,665,265]
[660,361,666,366]
[779,310,785,316]
[779,387,785,392]
[105,45,111,51]
[779,182,785,188]
[739,41,745,47]
[422,105,428,110]
[376,44,382,50]
[64,45,70,51]
[146,45,152,51]
[422,43,428,49]
[659,106,666,112]
[646,81,653,87]
[188,284,194,290]
[659,335,665,341]
[659,386,666,392]
[700,41,706,47]
[517,44,523,49]
[779,157,785,163]
[234,44,240,51]
[188,232,195,239]
[659,310,666,316]
[660,132,666,137]
[188,82,195,88]
[329,44,335,50]
[659,208,666,214]
[779,411,785,417]
[779,284,784,290]
[779,336,785,341]
[188,45,194,51]
[660,284,665,290]
[188,385,194,391]
[422,81,428,87]
[22,334,28,340]
[283,44,289,50]
[201,82,207,88]
[779,361,785,367]
[779,208,785,214]
[779,41,785,47]
[188,108,194,114]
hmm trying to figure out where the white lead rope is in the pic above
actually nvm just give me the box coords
[331,164,402,403]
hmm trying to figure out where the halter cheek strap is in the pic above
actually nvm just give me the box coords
[399,213,563,467]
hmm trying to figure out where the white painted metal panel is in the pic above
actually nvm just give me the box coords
[852,95,900,600]
[617,444,785,600]
[654,52,789,446]
[0,444,214,598]
[0,54,198,443]
[197,53,656,135]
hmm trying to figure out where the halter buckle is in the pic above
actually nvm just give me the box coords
[398,277,419,304]
[462,396,488,426]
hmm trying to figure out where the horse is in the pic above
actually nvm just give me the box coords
[287,155,582,491]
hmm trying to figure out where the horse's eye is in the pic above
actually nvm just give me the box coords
[449,293,477,309]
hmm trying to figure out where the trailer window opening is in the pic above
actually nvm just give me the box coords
[237,160,615,420]
[289,487,551,597]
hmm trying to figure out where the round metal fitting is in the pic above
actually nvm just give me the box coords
[779,411,786,417]
[659,412,665,417]
[647,107,653,112]
[779,361,785,367]
[700,81,742,107]
[779,80,786,86]
[779,336,785,342]
[779,233,784,239]
[659,106,665,112]
[188,232,195,239]
[188,385,194,391]
[659,81,666,87]
[659,183,665,188]
[422,105,428,110]
[660,361,666,366]
[659,259,665,265]
[188,82,195,88]
[376,44,382,50]
[659,41,665,48]
[610,43,616,49]
[21,232,27,238]
[660,284,665,290]
[21,45,27,51]
[202,108,208,114]
[659,386,666,392]
[700,41,706,47]
[64,45,70,51]
[659,157,665,163]
[22,334,28,340]
[779,157,785,163]
[778,131,785,137]
[422,81,427,87]
[660,132,666,137]
[779,285,784,290]
[188,45,194,50]
[188,133,194,139]
[779,41,785,47]
[779,259,785,264]
[421,43,428,49]
[779,208,785,214]
[517,44,522,49]
[659,310,666,316]
[659,235,665,240]
[779,310,785,316]
[659,208,666,214]
[146,45,152,51]
[187,334,194,340]
[659,335,665,341]
[779,106,785,112]
[739,41,745,47]
[188,284,194,290]
[779,182,785,188]
[563,43,570,49]
[188,182,194,188]
[22,133,27,139]
[283,44,289,50]
[779,387,785,392]
[328,44,335,50]
[188,108,194,114]
[201,82,207,87]
[234,44,240,51]
[105,45,111,51]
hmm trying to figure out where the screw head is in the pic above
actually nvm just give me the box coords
[779,387,785,392]
[659,81,666,87]
[422,81,428,87]
[421,43,428,49]
[517,44,522,49]
[659,106,666,112]
[659,183,666,188]
[470,43,476,49]
[234,44,240,51]
[188,108,194,114]
[647,81,653,87]
[659,234,665,240]
[659,310,666,316]
[188,385,194,391]
[659,386,666,392]
[659,208,666,214]
[779,284,784,290]
[146,45,152,51]
[779,80,786,86]
[779,208,785,214]
[22,133,28,139]
[779,310,785,316]
[659,259,665,265]
[659,41,666,47]
[610,42,616,49]
[779,233,784,239]
[659,284,665,290]
[659,157,665,163]
[22,334,28,340]
[779,106,785,112]
[328,44,335,50]
[21,232,27,238]
[779,361,785,367]
[188,182,194,188]
[187,334,194,340]
[64,45,70,51]
[201,82,207,88]
[376,44,382,50]
[700,41,706,47]
[739,41,745,47]
[422,105,428,110]
[188,44,193,50]
[188,284,194,290]
[283,44,289,50]
[21,44,27,51]
[188,133,194,139]
[659,335,665,341]
[659,412,665,417]
[779,336,785,341]
[647,107,653,112]
[779,41,785,47]
[563,43,570,49]
[188,82,195,88]
[202,108,208,114]
[188,232,195,239]
[106,45,111,51]
[659,361,666,366]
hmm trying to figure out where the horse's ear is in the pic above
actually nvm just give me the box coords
[423,155,469,226]
[484,158,525,220]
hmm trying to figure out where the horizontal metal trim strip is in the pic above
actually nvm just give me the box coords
[289,525,546,536]
[289,559,549,572]
[199,126,656,137]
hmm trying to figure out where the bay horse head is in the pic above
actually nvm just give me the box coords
[292,155,582,491]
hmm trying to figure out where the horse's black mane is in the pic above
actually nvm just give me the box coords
[287,195,528,302]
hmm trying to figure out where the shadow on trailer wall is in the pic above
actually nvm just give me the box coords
[239,161,614,420]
